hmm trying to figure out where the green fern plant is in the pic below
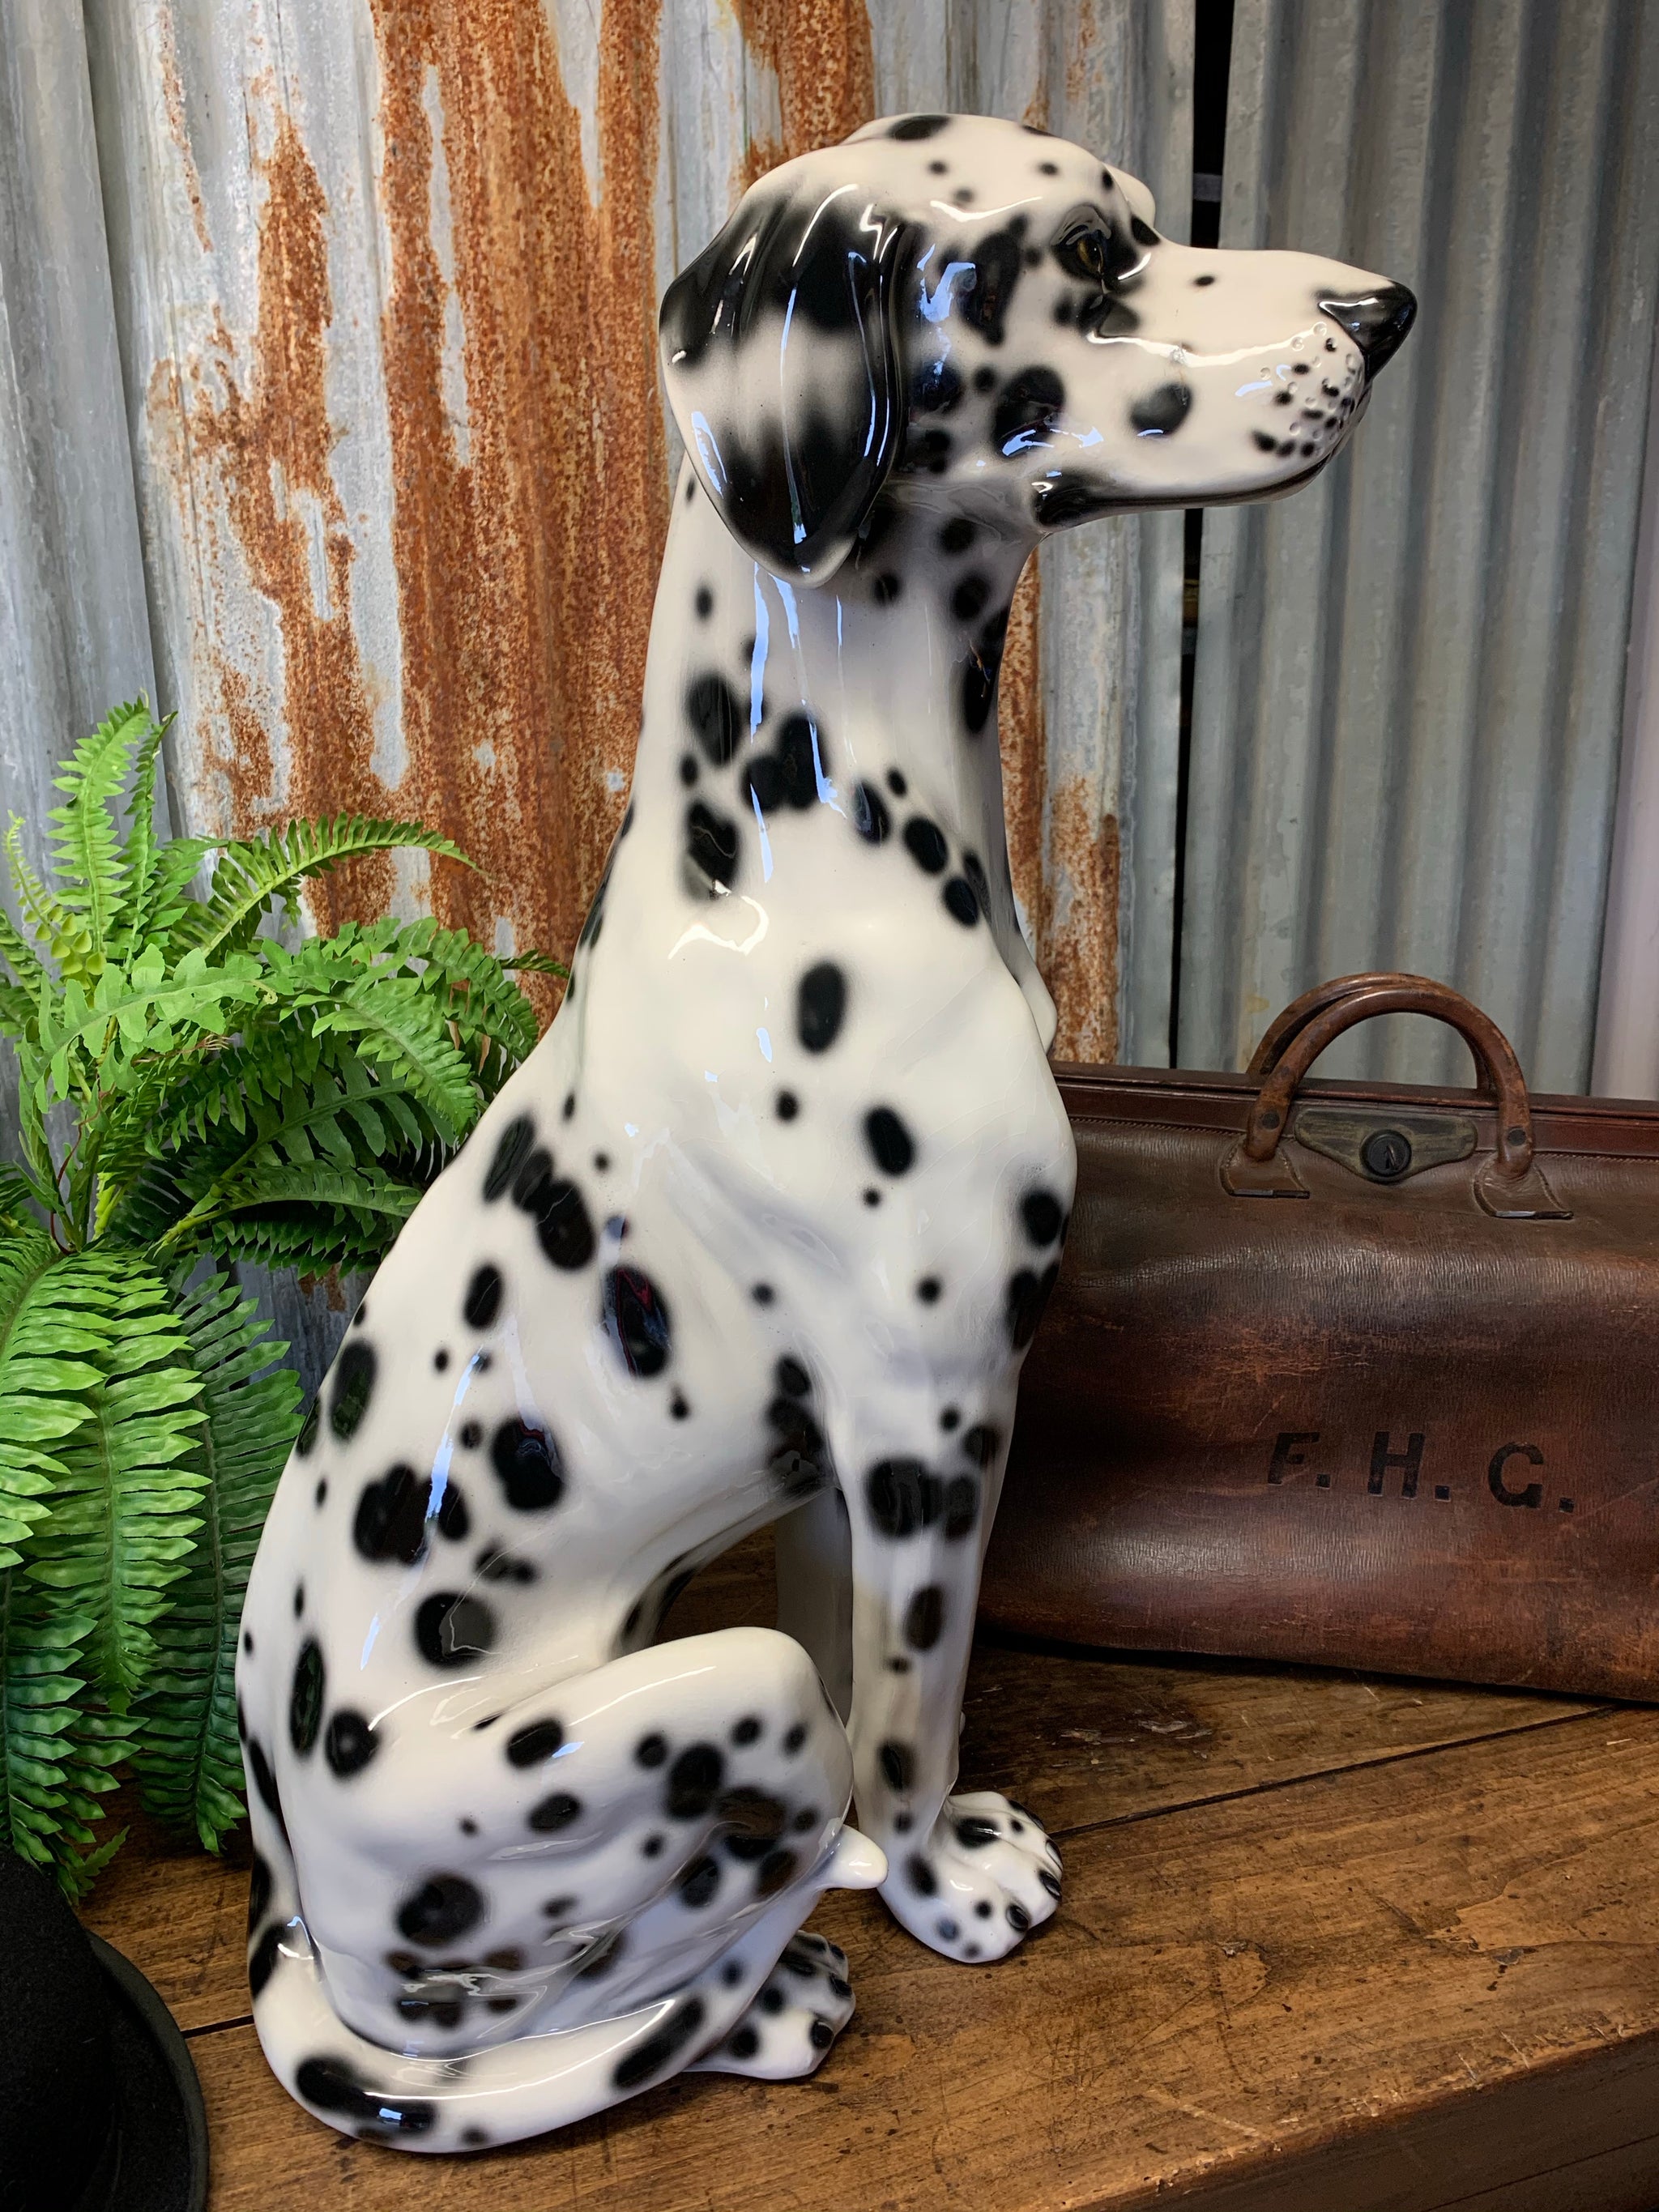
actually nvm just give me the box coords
[0,701,562,1892]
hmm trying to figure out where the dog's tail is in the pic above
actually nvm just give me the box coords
[246,1825,883,2153]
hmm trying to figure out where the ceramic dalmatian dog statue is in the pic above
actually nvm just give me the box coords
[239,112,1413,2150]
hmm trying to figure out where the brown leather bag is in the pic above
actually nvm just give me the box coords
[982,974,1659,1700]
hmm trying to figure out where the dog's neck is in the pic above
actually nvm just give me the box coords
[639,470,1056,1047]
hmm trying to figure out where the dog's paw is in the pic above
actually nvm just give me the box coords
[689,1931,855,2080]
[882,1789,1061,1960]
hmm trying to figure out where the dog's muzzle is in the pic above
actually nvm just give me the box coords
[1318,282,1417,377]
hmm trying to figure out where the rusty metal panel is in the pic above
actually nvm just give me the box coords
[83,0,1192,1051]
[1179,0,1659,1090]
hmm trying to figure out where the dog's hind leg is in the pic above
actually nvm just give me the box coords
[250,1823,881,2150]
[250,1626,885,2149]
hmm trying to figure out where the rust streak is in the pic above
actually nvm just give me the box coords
[998,559,1120,1060]
[369,0,668,1013]
[156,2,212,254]
[736,0,876,185]
[1046,784,1120,1064]
[183,115,388,924]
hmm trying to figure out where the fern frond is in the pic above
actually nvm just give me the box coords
[501,949,570,979]
[6,819,95,982]
[0,1234,101,1572]
[48,701,148,960]
[32,946,263,1116]
[134,836,217,957]
[23,1256,205,1707]
[109,710,178,957]
[133,1273,301,1850]
[309,976,479,1140]
[173,816,472,961]
[0,1571,127,1895]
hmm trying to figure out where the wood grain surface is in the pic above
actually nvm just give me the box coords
[79,1535,1659,2211]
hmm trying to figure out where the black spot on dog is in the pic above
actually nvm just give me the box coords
[325,1709,378,1777]
[248,1923,283,1999]
[727,2025,760,2059]
[943,876,979,925]
[905,1585,945,1650]
[951,573,990,621]
[463,1264,503,1329]
[679,1855,720,1907]
[994,365,1065,454]
[296,2056,437,2135]
[397,1873,484,1947]
[603,1265,672,1378]
[680,752,699,786]
[879,1741,914,1791]
[731,1716,763,1747]
[767,1395,830,1498]
[510,1148,596,1269]
[636,1732,668,1769]
[1195,271,1215,286]
[329,1340,375,1441]
[939,517,975,555]
[962,654,998,734]
[248,1854,272,1934]
[289,1640,325,1756]
[851,781,891,842]
[477,1545,537,1584]
[354,1465,453,1565]
[916,1276,941,1303]
[687,671,743,767]
[686,800,740,893]
[872,572,902,604]
[506,1719,565,1767]
[783,1722,807,1754]
[960,228,1025,347]
[1021,1189,1064,1245]
[866,1457,940,1538]
[906,1853,938,1896]
[955,1814,998,1848]
[912,358,963,414]
[775,1090,799,1121]
[1252,428,1278,452]
[776,1353,811,1398]
[612,1996,707,2090]
[1131,382,1190,437]
[528,1791,582,1833]
[962,1422,1000,1468]
[943,1473,980,1539]
[901,424,953,475]
[756,1848,799,1897]
[296,1398,320,1456]
[414,1592,496,1669]
[770,714,823,808]
[490,1418,565,1511]
[797,961,847,1053]
[864,1105,916,1174]
[694,586,713,619]
[1008,1261,1060,1350]
[667,1742,724,1818]
[889,113,949,139]
[248,1738,286,1839]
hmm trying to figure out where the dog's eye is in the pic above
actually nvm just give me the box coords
[1050,211,1143,291]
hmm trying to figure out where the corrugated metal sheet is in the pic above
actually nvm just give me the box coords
[1180,0,1659,1089]
[0,0,155,831]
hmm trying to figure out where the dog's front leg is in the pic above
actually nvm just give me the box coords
[835,1435,1061,1961]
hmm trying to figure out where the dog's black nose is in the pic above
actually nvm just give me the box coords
[1317,282,1417,375]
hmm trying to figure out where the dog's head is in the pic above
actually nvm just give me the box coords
[660,113,1414,586]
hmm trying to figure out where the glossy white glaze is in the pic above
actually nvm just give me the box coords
[238,113,1412,2150]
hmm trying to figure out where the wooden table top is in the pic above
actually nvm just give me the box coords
[81,1534,1659,2212]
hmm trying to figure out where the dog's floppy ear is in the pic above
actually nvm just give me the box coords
[659,182,911,584]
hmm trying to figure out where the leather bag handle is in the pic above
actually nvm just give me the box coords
[1246,972,1497,1093]
[1224,982,1569,1218]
